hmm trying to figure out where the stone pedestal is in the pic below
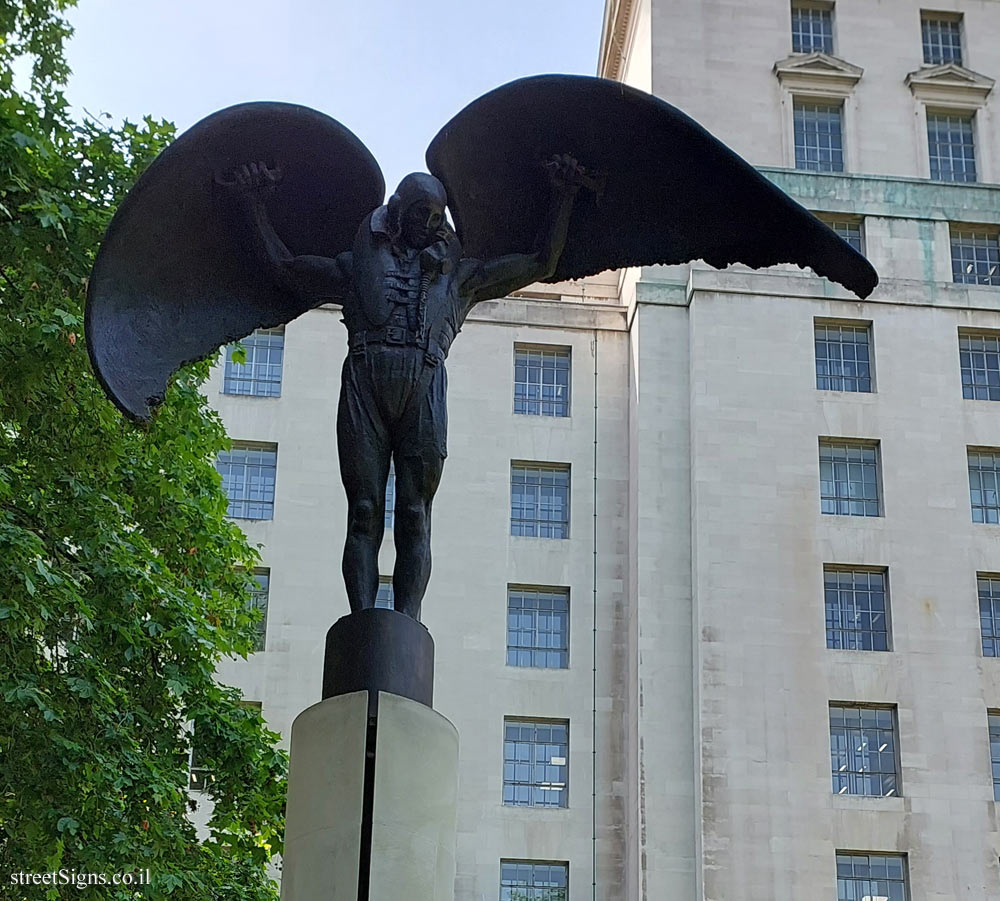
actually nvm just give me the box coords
[280,610,459,901]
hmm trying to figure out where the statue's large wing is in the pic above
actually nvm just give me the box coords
[426,75,877,298]
[86,102,384,422]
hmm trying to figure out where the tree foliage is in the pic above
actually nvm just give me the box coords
[0,2,287,897]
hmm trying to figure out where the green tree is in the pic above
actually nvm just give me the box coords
[0,2,287,897]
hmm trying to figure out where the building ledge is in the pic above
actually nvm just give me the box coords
[831,793,906,814]
[636,267,1000,313]
[758,167,1000,224]
[470,295,628,332]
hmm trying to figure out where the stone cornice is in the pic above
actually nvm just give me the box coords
[598,0,636,81]
[636,269,1000,315]
[773,52,864,97]
[905,63,995,109]
[758,167,1000,224]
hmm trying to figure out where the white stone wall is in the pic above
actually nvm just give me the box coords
[685,274,1000,899]
[643,0,1000,180]
[600,1,1000,897]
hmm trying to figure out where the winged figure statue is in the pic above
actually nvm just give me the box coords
[86,75,878,622]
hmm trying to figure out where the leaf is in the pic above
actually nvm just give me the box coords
[55,817,78,835]
[160,873,184,893]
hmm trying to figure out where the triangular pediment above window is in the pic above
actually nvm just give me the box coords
[906,64,995,107]
[774,53,864,96]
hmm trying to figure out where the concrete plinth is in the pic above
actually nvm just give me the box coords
[280,690,459,901]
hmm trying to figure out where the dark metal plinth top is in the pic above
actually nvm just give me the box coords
[322,608,434,708]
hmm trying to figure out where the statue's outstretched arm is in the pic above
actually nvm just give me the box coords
[461,155,583,305]
[219,162,353,308]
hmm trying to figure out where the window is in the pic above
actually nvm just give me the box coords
[249,569,269,652]
[951,228,1000,286]
[511,463,570,539]
[988,712,1000,801]
[927,112,976,182]
[190,701,261,790]
[223,327,284,397]
[507,586,569,668]
[921,13,962,65]
[189,728,211,791]
[979,575,1000,656]
[794,100,844,172]
[830,704,899,797]
[986,712,1000,802]
[969,449,1000,523]
[825,567,890,651]
[216,444,277,520]
[960,332,1000,400]
[514,345,571,417]
[376,577,394,610]
[819,440,880,517]
[836,852,908,901]
[385,463,395,529]
[791,3,834,54]
[815,321,873,392]
[503,719,568,808]
[818,216,864,253]
[500,861,568,901]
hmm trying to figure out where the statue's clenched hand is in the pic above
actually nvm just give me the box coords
[544,153,586,194]
[544,153,604,200]
[214,161,283,201]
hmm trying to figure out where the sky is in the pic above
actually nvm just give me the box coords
[62,0,608,191]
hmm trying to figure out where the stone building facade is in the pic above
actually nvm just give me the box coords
[204,1,1000,898]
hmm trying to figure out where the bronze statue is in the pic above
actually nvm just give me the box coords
[217,159,585,619]
[85,74,878,625]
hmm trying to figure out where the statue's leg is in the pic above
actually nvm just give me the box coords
[392,451,444,621]
[392,361,448,620]
[337,356,391,612]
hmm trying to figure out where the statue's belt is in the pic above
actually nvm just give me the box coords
[348,327,445,371]
[350,326,424,350]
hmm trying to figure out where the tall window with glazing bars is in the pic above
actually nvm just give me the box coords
[794,100,844,172]
[815,320,873,392]
[502,719,568,807]
[978,575,1000,656]
[248,569,269,652]
[824,567,890,651]
[376,577,394,609]
[921,13,962,65]
[384,462,395,529]
[819,440,880,517]
[989,712,1000,801]
[223,327,284,397]
[829,704,899,797]
[818,216,863,253]
[514,344,570,417]
[500,861,568,901]
[510,463,570,538]
[836,853,909,901]
[968,448,1000,523]
[951,228,1000,286]
[216,443,278,520]
[960,332,1000,400]
[507,586,569,668]
[927,112,976,182]
[791,2,833,53]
